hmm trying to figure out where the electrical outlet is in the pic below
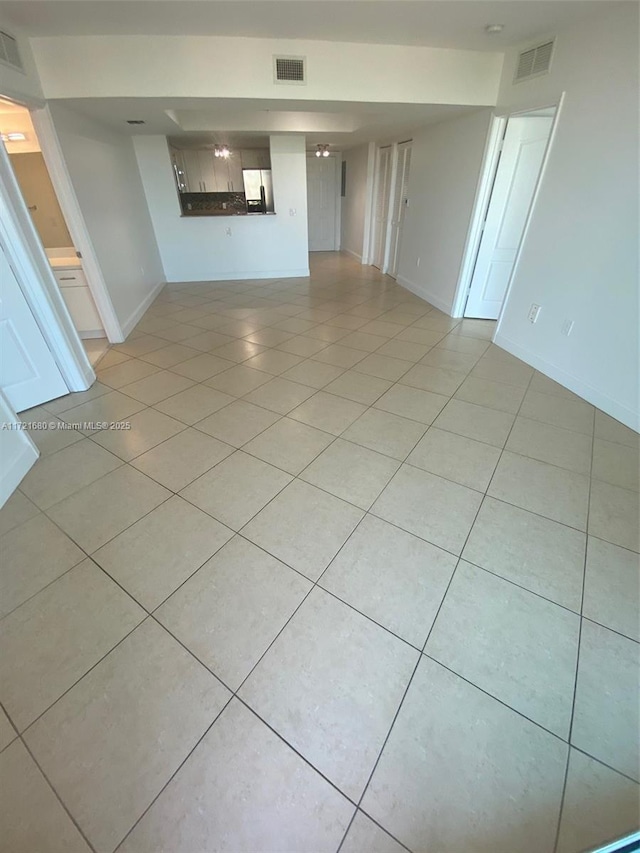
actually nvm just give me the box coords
[225,227,232,237]
[528,304,541,324]
[561,319,574,336]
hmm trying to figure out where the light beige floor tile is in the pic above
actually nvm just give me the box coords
[432,399,515,447]
[48,466,171,554]
[242,349,305,375]
[399,363,466,396]
[0,740,91,852]
[362,656,566,853]
[354,353,413,381]
[489,451,590,530]
[153,322,203,342]
[469,356,534,387]
[181,451,291,530]
[204,363,273,396]
[374,385,448,425]
[26,416,84,457]
[0,559,144,730]
[342,408,427,461]
[588,479,639,551]
[556,750,640,853]
[154,385,234,424]
[312,343,367,369]
[211,339,267,363]
[301,439,399,510]
[0,514,85,618]
[242,480,363,580]
[273,316,319,333]
[413,315,461,333]
[243,376,316,414]
[93,496,232,610]
[243,417,334,474]
[0,706,16,751]
[592,437,640,491]
[43,381,111,415]
[94,348,131,369]
[174,330,233,352]
[420,348,479,373]
[157,537,311,689]
[115,334,168,357]
[240,588,418,800]
[289,391,366,435]
[20,439,122,509]
[170,352,236,381]
[462,497,585,611]
[408,428,501,492]
[583,537,640,641]
[275,334,330,356]
[506,416,592,474]
[90,408,185,461]
[97,358,160,390]
[395,327,446,346]
[338,331,388,353]
[595,410,639,448]
[117,699,352,853]
[321,515,456,648]
[372,465,482,555]
[130,427,233,491]
[0,490,39,537]
[327,313,369,330]
[359,320,406,338]
[243,327,294,347]
[323,370,392,405]
[436,334,490,357]
[305,323,351,342]
[281,358,345,388]
[119,370,195,405]
[24,620,230,853]
[572,619,639,781]
[519,390,595,435]
[375,339,432,362]
[196,400,280,446]
[426,562,579,736]
[341,811,406,853]
[529,372,583,401]
[59,390,146,431]
[454,375,526,414]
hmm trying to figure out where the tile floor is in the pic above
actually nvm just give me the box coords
[1,252,639,853]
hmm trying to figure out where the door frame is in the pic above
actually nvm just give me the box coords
[387,139,413,279]
[451,96,564,320]
[368,143,394,271]
[0,137,94,393]
[305,151,342,252]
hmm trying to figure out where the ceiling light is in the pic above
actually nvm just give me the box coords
[485,24,505,34]
[214,145,230,158]
[1,132,26,141]
[316,144,330,158]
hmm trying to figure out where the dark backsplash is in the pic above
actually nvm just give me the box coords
[180,191,247,216]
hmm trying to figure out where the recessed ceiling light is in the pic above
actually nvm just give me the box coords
[1,132,26,141]
[126,119,145,125]
[485,24,505,34]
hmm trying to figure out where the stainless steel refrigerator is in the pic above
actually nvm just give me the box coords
[242,169,274,213]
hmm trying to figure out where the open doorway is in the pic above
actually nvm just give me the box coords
[306,151,340,252]
[461,107,557,320]
[0,98,109,366]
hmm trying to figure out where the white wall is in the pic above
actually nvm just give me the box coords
[494,3,639,429]
[134,134,309,282]
[31,36,502,107]
[396,108,493,312]
[48,103,165,334]
[340,144,370,260]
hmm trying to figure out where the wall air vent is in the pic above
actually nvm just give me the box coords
[273,55,306,85]
[514,39,554,83]
[0,30,23,72]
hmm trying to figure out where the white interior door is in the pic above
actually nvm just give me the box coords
[465,116,553,319]
[388,142,412,278]
[306,156,337,251]
[0,242,67,412]
[372,146,392,269]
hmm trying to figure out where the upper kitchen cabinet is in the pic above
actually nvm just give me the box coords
[240,149,270,169]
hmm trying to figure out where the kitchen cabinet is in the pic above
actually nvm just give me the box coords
[198,150,217,192]
[181,149,201,192]
[53,266,103,337]
[240,149,270,169]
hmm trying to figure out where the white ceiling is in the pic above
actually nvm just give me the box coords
[0,0,620,50]
[54,96,481,148]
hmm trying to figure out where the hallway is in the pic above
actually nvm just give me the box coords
[0,253,638,853]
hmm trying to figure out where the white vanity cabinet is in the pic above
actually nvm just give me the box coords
[53,264,103,337]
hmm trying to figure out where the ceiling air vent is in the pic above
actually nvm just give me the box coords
[0,30,23,72]
[273,55,306,85]
[514,39,554,83]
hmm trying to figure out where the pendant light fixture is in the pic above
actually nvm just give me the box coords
[315,144,330,158]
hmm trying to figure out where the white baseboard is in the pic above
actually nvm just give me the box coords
[396,274,454,315]
[342,248,363,262]
[0,438,38,508]
[167,268,310,284]
[120,279,166,340]
[79,330,106,340]
[494,332,640,432]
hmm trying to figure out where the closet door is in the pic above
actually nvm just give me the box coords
[372,146,392,269]
[388,142,412,278]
